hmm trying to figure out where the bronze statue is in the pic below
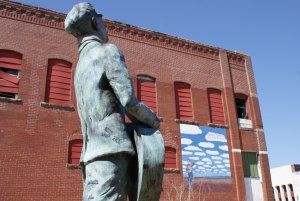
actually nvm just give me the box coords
[65,3,164,201]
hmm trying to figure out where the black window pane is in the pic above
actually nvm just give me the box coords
[0,67,18,76]
[235,98,248,119]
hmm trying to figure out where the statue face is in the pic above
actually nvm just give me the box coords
[94,14,108,43]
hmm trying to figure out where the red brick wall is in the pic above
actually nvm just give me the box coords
[0,1,274,201]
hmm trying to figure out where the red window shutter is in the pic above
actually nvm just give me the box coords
[68,139,82,164]
[0,50,22,96]
[165,147,176,169]
[174,82,193,120]
[45,59,72,106]
[208,88,225,124]
[137,77,157,113]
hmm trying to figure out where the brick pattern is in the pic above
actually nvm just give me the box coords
[0,1,274,201]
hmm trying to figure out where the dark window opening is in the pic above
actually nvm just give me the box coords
[288,184,294,192]
[0,67,18,76]
[242,152,259,177]
[0,92,15,98]
[0,50,22,99]
[282,185,287,192]
[235,98,248,119]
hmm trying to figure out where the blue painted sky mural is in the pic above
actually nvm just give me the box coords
[180,124,231,179]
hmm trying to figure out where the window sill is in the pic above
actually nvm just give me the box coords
[0,97,22,104]
[244,176,260,179]
[239,127,255,132]
[40,102,75,111]
[238,118,253,129]
[174,119,198,125]
[207,122,228,128]
[66,163,81,169]
[164,168,180,173]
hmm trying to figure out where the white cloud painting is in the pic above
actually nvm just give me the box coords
[180,124,202,135]
[180,125,231,179]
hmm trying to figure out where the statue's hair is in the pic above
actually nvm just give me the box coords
[64,2,95,37]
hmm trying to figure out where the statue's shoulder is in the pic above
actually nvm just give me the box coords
[104,43,124,57]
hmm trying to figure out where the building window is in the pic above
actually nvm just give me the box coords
[207,88,225,124]
[288,184,294,192]
[137,75,157,113]
[235,93,253,128]
[235,95,248,119]
[0,50,22,99]
[68,139,82,164]
[174,82,193,121]
[165,147,176,169]
[45,59,72,106]
[288,184,295,201]
[242,152,259,177]
[275,186,282,201]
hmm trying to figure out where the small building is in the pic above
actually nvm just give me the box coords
[271,164,300,201]
[0,1,274,200]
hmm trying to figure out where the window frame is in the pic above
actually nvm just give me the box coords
[0,50,22,99]
[137,75,158,113]
[164,146,177,169]
[242,151,259,178]
[174,82,193,121]
[68,139,83,165]
[45,59,72,106]
[235,93,249,119]
[207,88,225,125]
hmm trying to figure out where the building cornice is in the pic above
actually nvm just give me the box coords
[227,52,245,67]
[0,0,246,61]
[105,20,220,60]
[0,0,65,29]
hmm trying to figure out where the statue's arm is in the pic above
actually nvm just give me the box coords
[104,44,160,129]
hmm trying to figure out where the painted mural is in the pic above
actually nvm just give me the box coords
[180,124,232,192]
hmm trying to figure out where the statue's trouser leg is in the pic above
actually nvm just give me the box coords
[82,154,129,201]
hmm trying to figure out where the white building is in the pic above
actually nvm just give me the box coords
[271,164,300,201]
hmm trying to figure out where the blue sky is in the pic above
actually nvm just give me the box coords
[15,0,300,168]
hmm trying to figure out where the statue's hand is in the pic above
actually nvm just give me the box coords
[151,117,160,129]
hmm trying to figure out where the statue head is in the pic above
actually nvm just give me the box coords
[65,2,108,43]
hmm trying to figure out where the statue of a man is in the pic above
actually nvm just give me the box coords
[65,3,160,201]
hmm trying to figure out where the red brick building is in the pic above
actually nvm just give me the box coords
[0,1,274,200]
